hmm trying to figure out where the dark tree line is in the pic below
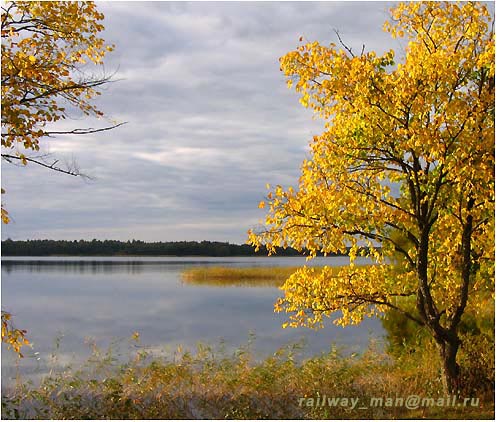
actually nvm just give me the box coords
[1,239,324,257]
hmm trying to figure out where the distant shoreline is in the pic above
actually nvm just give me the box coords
[1,239,353,257]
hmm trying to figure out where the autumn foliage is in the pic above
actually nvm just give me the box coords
[249,2,494,393]
[1,1,113,152]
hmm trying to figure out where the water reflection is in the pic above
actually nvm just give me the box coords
[1,259,238,274]
[2,256,383,388]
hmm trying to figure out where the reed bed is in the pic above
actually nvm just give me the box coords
[180,266,301,287]
[180,266,346,287]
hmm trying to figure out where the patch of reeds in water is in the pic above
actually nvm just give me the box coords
[180,266,303,287]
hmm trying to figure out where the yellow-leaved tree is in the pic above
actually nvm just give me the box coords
[1,1,119,355]
[248,1,494,393]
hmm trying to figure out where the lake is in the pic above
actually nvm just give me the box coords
[1,256,385,388]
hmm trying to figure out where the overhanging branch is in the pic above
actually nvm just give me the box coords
[44,122,127,136]
[1,153,91,179]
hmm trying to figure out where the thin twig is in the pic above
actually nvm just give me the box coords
[333,28,355,57]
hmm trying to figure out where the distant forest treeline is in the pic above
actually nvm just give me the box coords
[1,239,342,257]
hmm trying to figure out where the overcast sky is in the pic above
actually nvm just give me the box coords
[2,1,403,243]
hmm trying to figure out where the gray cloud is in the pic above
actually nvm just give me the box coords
[2,1,399,243]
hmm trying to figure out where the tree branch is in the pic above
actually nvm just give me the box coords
[333,29,355,57]
[44,122,127,136]
[1,153,91,179]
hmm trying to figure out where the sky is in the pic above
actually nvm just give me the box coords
[2,1,402,243]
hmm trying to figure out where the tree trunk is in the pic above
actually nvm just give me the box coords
[438,336,461,394]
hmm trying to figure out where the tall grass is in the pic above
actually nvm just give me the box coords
[180,266,344,287]
[180,266,300,287]
[2,336,494,419]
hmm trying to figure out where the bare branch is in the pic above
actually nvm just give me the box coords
[1,153,93,179]
[2,122,127,140]
[333,29,355,57]
[44,122,127,136]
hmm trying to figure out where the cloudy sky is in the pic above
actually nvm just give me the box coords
[2,1,402,243]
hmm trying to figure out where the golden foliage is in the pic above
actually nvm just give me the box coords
[248,2,494,330]
[1,311,29,357]
[1,1,113,151]
[1,1,115,219]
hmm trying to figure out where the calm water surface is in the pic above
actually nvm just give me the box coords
[1,256,384,387]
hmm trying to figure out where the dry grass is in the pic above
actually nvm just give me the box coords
[2,338,494,420]
[181,266,300,287]
[181,266,346,287]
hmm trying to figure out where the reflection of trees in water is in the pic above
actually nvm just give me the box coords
[1,260,239,275]
[2,261,151,274]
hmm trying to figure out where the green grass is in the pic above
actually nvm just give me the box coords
[2,337,494,420]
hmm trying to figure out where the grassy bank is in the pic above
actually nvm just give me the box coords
[2,338,494,420]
